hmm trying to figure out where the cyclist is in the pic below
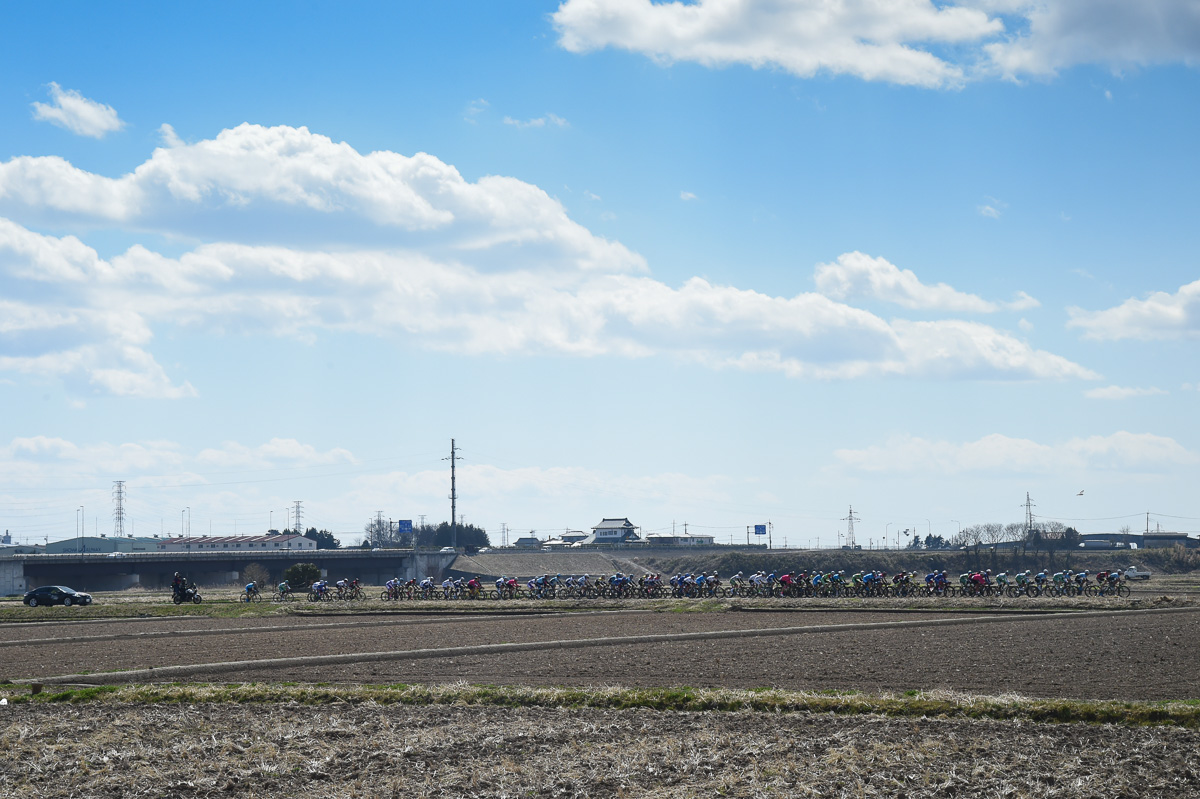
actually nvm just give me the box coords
[244,581,259,601]
[277,580,292,600]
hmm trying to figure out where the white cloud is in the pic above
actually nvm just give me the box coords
[835,431,1197,475]
[0,125,1096,395]
[503,113,569,128]
[0,123,643,275]
[158,123,184,147]
[553,0,1002,88]
[0,217,1095,390]
[5,436,186,475]
[984,0,1200,79]
[464,98,489,124]
[555,1,1200,87]
[814,251,1040,313]
[680,191,697,201]
[978,204,1002,218]
[30,83,125,138]
[196,438,357,468]
[1084,385,1167,400]
[1068,279,1200,341]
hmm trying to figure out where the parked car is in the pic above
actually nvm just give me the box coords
[23,585,93,607]
[1124,566,1153,581]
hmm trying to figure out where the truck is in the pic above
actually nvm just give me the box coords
[1123,565,1152,581]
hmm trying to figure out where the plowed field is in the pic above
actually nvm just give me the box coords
[3,606,1198,700]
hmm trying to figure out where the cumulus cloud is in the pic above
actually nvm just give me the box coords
[553,0,1001,88]
[984,0,1200,79]
[30,83,125,138]
[554,0,1200,87]
[0,123,645,275]
[1067,279,1200,341]
[1084,385,1167,400]
[0,125,1096,395]
[835,431,1197,475]
[0,218,1094,391]
[814,252,1040,313]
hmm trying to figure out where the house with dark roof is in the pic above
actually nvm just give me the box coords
[577,518,642,546]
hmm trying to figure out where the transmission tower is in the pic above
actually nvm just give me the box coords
[1024,492,1036,533]
[375,510,385,545]
[112,481,126,537]
[842,505,860,548]
[292,501,303,536]
[444,439,461,549]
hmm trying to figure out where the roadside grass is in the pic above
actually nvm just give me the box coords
[4,681,1197,728]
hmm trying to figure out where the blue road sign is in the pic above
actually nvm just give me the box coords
[754,524,767,535]
[398,520,413,533]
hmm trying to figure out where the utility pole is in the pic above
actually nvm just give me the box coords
[842,506,860,548]
[444,439,461,549]
[293,501,303,537]
[113,481,125,537]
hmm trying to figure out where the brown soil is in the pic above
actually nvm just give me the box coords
[3,608,1198,701]
[2,702,1197,798]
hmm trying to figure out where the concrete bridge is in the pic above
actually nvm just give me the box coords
[0,549,458,596]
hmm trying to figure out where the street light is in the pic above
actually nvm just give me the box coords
[78,505,84,553]
[885,522,893,548]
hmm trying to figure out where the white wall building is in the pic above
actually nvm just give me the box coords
[156,534,316,552]
[645,533,716,547]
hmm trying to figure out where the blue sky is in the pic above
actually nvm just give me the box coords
[1,0,1199,547]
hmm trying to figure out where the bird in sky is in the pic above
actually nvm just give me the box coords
[1077,490,1085,496]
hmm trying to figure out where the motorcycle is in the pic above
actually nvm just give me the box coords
[172,583,203,605]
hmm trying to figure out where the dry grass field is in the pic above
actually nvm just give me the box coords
[2,691,1199,798]
[2,588,1199,797]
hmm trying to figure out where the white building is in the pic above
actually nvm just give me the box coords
[156,534,316,552]
[645,533,716,547]
[578,518,642,546]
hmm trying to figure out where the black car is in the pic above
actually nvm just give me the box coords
[23,585,93,607]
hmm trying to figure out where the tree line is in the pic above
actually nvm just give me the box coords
[362,518,490,551]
